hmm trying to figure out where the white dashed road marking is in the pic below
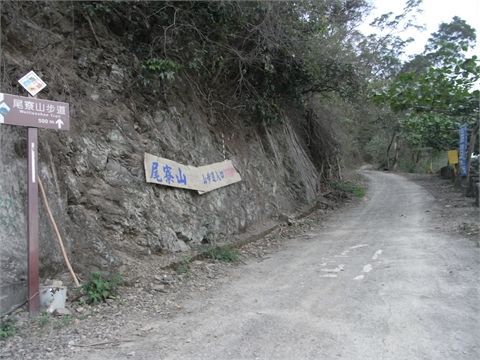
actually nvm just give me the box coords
[372,250,383,260]
[321,264,345,273]
[362,264,373,273]
[349,244,368,250]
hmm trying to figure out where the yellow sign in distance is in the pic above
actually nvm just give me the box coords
[447,150,459,165]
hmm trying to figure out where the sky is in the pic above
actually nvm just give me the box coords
[359,0,480,58]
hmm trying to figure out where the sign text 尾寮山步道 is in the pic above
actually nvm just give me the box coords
[0,93,69,131]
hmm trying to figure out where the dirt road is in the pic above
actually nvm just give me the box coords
[75,171,479,359]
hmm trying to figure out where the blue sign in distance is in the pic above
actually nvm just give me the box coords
[459,124,468,177]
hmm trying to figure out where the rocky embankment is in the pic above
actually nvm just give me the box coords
[0,3,330,312]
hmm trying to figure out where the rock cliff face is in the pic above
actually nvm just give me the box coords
[0,4,324,312]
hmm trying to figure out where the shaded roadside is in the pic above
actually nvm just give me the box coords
[403,173,479,246]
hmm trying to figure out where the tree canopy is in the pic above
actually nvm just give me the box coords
[13,1,478,167]
[373,16,479,151]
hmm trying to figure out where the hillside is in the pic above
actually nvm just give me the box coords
[3,1,476,316]
[0,2,356,312]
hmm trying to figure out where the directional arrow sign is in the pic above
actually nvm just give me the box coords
[3,76,70,314]
[0,93,69,131]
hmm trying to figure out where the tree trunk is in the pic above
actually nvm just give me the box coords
[385,130,397,170]
[392,138,399,170]
[392,138,400,171]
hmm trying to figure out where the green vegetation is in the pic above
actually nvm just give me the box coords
[174,256,192,275]
[142,58,181,82]
[6,1,477,174]
[369,14,479,168]
[251,97,283,126]
[0,318,16,339]
[81,272,122,304]
[332,181,366,198]
[56,0,480,173]
[202,246,241,263]
[54,315,73,329]
[35,312,51,328]
[34,312,74,330]
[74,0,377,177]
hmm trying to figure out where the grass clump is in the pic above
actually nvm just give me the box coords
[202,246,241,263]
[332,180,366,198]
[174,256,191,275]
[81,272,122,304]
[54,315,73,329]
[34,312,74,330]
[0,318,16,339]
[35,312,51,328]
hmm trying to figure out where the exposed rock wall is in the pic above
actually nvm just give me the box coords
[0,3,322,312]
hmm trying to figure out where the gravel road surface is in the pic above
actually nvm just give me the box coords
[74,170,480,359]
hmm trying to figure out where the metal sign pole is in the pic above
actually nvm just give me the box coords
[27,120,40,313]
[0,71,70,313]
[24,82,43,314]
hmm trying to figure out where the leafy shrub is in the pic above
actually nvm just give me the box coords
[202,246,240,262]
[0,318,16,339]
[174,256,191,275]
[142,58,181,82]
[82,2,116,18]
[332,180,366,198]
[251,97,283,126]
[364,135,389,164]
[81,272,122,304]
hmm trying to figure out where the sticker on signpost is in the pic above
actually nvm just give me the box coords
[18,71,47,97]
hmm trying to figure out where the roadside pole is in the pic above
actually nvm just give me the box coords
[27,126,39,313]
[0,71,70,313]
[26,87,40,313]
